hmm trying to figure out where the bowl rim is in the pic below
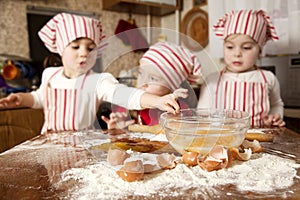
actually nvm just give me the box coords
[160,108,251,128]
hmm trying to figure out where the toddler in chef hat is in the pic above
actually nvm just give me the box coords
[38,13,106,57]
[198,9,285,127]
[138,41,201,92]
[0,13,181,133]
[103,41,202,128]
[212,9,279,49]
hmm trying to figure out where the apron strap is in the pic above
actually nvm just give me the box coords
[48,68,64,85]
[80,70,90,89]
[45,68,63,107]
[257,67,268,83]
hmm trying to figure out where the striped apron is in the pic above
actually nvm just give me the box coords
[215,69,269,127]
[42,68,98,133]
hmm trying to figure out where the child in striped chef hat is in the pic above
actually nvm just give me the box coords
[0,13,181,133]
[197,9,285,127]
[103,41,202,128]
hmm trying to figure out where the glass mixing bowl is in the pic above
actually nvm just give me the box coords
[160,108,251,155]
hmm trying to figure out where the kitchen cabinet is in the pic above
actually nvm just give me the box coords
[102,0,182,16]
[0,107,44,153]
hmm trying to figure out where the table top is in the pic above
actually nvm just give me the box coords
[0,128,299,200]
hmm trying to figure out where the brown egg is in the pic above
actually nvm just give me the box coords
[182,150,199,166]
[107,148,130,166]
[117,160,144,182]
[156,153,176,169]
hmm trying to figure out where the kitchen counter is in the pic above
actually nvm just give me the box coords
[0,128,299,199]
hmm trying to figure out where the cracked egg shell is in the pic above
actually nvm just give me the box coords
[117,167,144,182]
[143,163,160,173]
[124,159,144,173]
[229,147,252,161]
[107,148,130,166]
[117,160,144,182]
[209,145,228,160]
[182,150,200,166]
[156,153,176,169]
[241,139,264,153]
[198,145,229,171]
[198,159,225,172]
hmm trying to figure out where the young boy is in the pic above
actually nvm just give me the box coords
[0,13,180,133]
[198,10,285,127]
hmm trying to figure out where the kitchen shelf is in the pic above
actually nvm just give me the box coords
[102,0,182,16]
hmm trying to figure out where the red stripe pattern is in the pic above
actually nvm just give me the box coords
[42,69,94,132]
[216,70,270,127]
[38,12,105,56]
[140,42,202,91]
[213,10,278,47]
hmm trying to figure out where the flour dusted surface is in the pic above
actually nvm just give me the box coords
[59,153,300,199]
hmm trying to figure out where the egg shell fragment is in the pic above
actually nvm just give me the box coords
[156,153,177,169]
[117,160,144,182]
[182,150,200,166]
[197,145,229,172]
[107,148,130,166]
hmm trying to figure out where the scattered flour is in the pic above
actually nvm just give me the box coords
[58,153,300,199]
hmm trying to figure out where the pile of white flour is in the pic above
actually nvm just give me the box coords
[58,153,300,199]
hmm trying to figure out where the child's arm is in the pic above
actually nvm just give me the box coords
[266,73,285,127]
[140,93,180,114]
[0,93,34,108]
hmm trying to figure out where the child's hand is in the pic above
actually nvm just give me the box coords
[0,93,22,108]
[155,93,180,114]
[173,88,188,99]
[263,114,286,127]
[101,112,135,130]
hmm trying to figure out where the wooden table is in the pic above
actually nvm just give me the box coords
[0,128,299,200]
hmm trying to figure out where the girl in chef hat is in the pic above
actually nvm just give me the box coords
[198,9,285,127]
[103,41,202,128]
[0,13,181,133]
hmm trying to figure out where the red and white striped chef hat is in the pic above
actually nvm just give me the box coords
[213,10,278,48]
[140,42,202,91]
[38,13,106,56]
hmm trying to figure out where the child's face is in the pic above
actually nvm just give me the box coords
[223,34,260,73]
[137,63,172,96]
[61,38,97,78]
